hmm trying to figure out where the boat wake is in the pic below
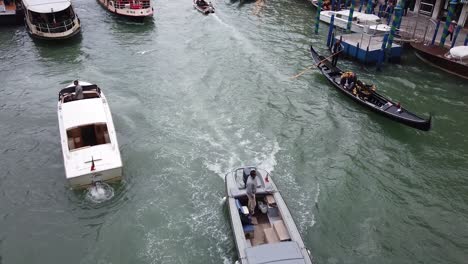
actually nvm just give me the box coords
[85,182,115,204]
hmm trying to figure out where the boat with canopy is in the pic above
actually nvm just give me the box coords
[22,0,80,40]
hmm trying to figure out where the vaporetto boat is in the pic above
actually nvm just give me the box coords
[57,81,122,188]
[320,9,391,34]
[97,0,153,21]
[22,0,81,40]
[225,167,313,264]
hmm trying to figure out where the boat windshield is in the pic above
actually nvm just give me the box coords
[66,123,111,151]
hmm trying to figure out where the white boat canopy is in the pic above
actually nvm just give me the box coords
[334,10,380,22]
[450,46,468,59]
[61,99,109,129]
[22,0,71,13]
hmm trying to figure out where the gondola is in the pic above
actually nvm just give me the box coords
[193,0,214,14]
[310,46,431,131]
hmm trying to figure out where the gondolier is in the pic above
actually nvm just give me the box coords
[331,40,343,67]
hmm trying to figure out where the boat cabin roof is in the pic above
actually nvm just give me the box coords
[60,95,108,130]
[22,0,71,13]
[245,241,307,264]
[334,10,380,22]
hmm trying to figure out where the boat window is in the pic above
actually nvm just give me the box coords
[29,7,76,33]
[66,123,111,151]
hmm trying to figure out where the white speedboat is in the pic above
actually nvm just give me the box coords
[225,167,312,264]
[57,81,122,188]
[320,9,391,33]
[22,0,81,40]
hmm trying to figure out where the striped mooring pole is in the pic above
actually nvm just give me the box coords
[331,0,336,11]
[440,0,458,47]
[327,14,336,47]
[315,0,324,34]
[358,0,364,12]
[451,25,462,48]
[431,20,441,45]
[386,3,402,61]
[377,33,390,70]
[346,0,355,32]
[386,5,394,25]
[465,33,468,46]
[366,0,373,14]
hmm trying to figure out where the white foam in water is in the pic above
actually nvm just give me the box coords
[85,182,114,204]
[256,140,280,173]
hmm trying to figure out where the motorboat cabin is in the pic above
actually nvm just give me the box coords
[57,81,122,188]
[22,0,81,39]
[97,0,154,21]
[320,10,391,33]
[225,167,312,264]
[0,0,24,25]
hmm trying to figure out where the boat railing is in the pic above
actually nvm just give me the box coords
[34,16,78,34]
[114,0,151,9]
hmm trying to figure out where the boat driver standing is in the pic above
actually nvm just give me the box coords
[74,80,84,100]
[246,170,257,216]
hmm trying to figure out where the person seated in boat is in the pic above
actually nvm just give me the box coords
[340,71,356,91]
[196,0,208,7]
[74,80,84,100]
[355,80,376,99]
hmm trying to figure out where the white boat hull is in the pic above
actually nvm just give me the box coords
[320,10,390,34]
[58,82,123,189]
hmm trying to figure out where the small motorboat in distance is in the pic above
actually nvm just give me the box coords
[193,0,214,15]
[225,167,313,264]
[310,46,431,131]
[57,81,122,188]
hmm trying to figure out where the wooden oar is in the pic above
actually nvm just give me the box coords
[289,50,342,79]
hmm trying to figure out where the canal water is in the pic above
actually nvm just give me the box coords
[1,0,467,263]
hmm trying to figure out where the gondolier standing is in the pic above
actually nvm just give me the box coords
[246,170,257,215]
[332,40,343,67]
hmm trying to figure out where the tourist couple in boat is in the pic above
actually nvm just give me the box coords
[340,72,376,100]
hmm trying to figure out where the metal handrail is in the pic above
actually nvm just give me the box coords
[34,17,77,34]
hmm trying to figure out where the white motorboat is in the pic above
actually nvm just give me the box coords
[225,167,313,264]
[320,9,391,33]
[22,0,81,40]
[57,81,122,188]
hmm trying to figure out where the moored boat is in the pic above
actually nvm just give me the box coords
[310,46,431,131]
[411,42,468,80]
[225,167,313,264]
[97,0,153,21]
[57,81,122,188]
[320,9,390,34]
[0,0,24,25]
[193,0,214,15]
[22,0,81,40]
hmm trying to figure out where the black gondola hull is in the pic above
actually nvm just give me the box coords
[310,46,431,131]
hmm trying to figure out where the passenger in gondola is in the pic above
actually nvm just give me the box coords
[355,80,376,100]
[340,71,356,91]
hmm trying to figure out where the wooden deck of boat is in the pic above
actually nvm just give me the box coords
[411,42,447,57]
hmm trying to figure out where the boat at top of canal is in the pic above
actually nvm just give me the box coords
[225,167,313,264]
[97,0,153,22]
[320,9,391,34]
[0,0,24,25]
[22,0,81,40]
[57,81,122,189]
